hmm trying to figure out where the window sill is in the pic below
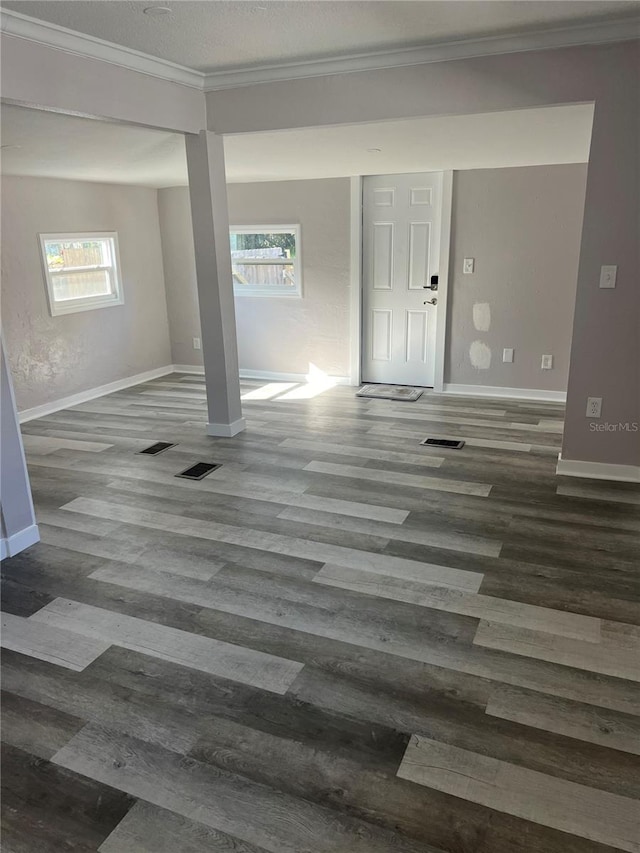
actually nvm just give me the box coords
[49,296,125,317]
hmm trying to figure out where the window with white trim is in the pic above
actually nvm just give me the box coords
[39,232,124,316]
[230,225,301,297]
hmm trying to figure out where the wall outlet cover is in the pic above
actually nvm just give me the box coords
[541,354,553,370]
[192,337,202,350]
[599,265,617,289]
[586,396,602,418]
[503,348,514,363]
[463,258,475,274]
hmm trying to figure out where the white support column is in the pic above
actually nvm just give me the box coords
[185,130,245,437]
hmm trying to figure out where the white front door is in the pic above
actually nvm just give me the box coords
[362,172,443,387]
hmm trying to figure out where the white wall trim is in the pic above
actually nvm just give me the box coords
[442,383,567,403]
[349,176,363,387]
[556,453,640,483]
[2,8,638,95]
[239,369,351,385]
[176,366,352,385]
[173,364,205,375]
[18,365,175,422]
[1,523,40,559]
[202,17,640,90]
[433,170,454,393]
[17,364,352,424]
[0,9,203,89]
[207,418,247,437]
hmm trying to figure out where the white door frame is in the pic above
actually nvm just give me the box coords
[349,171,453,391]
[349,176,363,387]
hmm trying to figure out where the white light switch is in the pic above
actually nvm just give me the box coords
[463,258,475,274]
[541,354,553,370]
[599,265,617,288]
[503,348,514,363]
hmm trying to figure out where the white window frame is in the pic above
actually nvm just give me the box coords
[230,224,302,298]
[39,231,124,317]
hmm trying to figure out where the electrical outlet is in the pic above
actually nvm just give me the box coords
[463,258,475,274]
[192,337,201,350]
[586,397,602,418]
[541,354,553,370]
[503,348,514,363]
[599,265,617,289]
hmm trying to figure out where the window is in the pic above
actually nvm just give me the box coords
[230,225,301,297]
[39,232,123,316]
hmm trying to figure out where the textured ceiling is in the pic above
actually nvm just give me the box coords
[1,103,593,187]
[224,105,594,183]
[3,1,639,72]
[0,105,187,188]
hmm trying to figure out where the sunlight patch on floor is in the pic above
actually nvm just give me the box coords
[242,365,338,402]
[241,382,297,401]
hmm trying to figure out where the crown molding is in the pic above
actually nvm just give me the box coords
[203,16,640,91]
[0,8,204,90]
[1,8,638,95]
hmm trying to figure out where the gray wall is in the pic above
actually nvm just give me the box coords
[159,177,351,377]
[3,34,637,469]
[206,40,640,468]
[446,164,588,391]
[157,186,202,368]
[161,167,587,393]
[1,175,172,412]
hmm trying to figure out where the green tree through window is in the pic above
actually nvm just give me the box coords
[231,231,296,258]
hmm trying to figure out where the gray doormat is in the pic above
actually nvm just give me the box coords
[356,384,424,402]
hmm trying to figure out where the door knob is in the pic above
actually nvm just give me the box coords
[424,297,437,306]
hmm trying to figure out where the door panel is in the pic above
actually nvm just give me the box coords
[408,222,431,291]
[362,172,442,387]
[372,223,394,290]
[406,309,429,364]
[373,187,395,207]
[371,309,393,362]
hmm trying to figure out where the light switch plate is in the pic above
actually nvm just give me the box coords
[192,337,201,350]
[503,348,514,363]
[463,258,475,274]
[599,265,617,288]
[541,354,553,370]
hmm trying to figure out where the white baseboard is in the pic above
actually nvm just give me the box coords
[18,364,352,424]
[556,453,640,483]
[173,366,353,386]
[239,369,351,385]
[207,418,247,437]
[0,524,40,560]
[18,365,175,422]
[172,364,205,375]
[442,383,567,403]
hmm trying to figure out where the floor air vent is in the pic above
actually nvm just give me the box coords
[175,462,221,481]
[138,442,176,455]
[421,438,465,449]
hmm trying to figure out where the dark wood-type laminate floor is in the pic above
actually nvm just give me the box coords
[2,374,639,853]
